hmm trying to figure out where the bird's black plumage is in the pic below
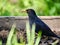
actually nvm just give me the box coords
[26,9,60,39]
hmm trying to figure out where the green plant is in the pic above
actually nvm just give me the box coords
[5,22,42,45]
[6,23,16,45]
[0,22,58,45]
[51,40,59,45]
[26,22,42,45]
[0,0,60,16]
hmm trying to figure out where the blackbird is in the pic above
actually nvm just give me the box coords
[22,9,60,39]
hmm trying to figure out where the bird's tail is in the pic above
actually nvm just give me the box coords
[51,32,60,39]
[56,36,60,39]
[53,34,60,39]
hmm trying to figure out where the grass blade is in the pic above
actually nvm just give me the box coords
[51,40,59,45]
[0,40,2,45]
[31,24,35,45]
[12,34,18,45]
[35,31,42,45]
[26,22,31,45]
[6,23,16,45]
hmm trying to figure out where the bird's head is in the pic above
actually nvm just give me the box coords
[21,9,37,17]
[26,9,36,14]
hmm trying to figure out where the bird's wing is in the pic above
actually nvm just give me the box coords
[35,17,55,36]
[35,17,51,31]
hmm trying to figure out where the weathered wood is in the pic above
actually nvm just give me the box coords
[0,16,60,35]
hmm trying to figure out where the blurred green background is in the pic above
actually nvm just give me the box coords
[0,0,60,16]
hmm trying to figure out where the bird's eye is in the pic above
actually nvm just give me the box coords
[26,10,30,12]
[26,10,28,12]
[26,10,29,11]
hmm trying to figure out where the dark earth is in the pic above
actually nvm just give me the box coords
[0,17,60,45]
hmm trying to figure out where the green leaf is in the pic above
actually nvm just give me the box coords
[35,31,42,45]
[6,23,16,45]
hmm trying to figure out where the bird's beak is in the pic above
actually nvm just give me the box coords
[20,9,27,13]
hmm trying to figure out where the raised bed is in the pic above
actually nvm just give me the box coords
[0,16,60,45]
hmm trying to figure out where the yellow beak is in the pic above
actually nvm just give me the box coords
[20,9,27,13]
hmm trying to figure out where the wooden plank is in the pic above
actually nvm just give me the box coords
[0,16,60,33]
